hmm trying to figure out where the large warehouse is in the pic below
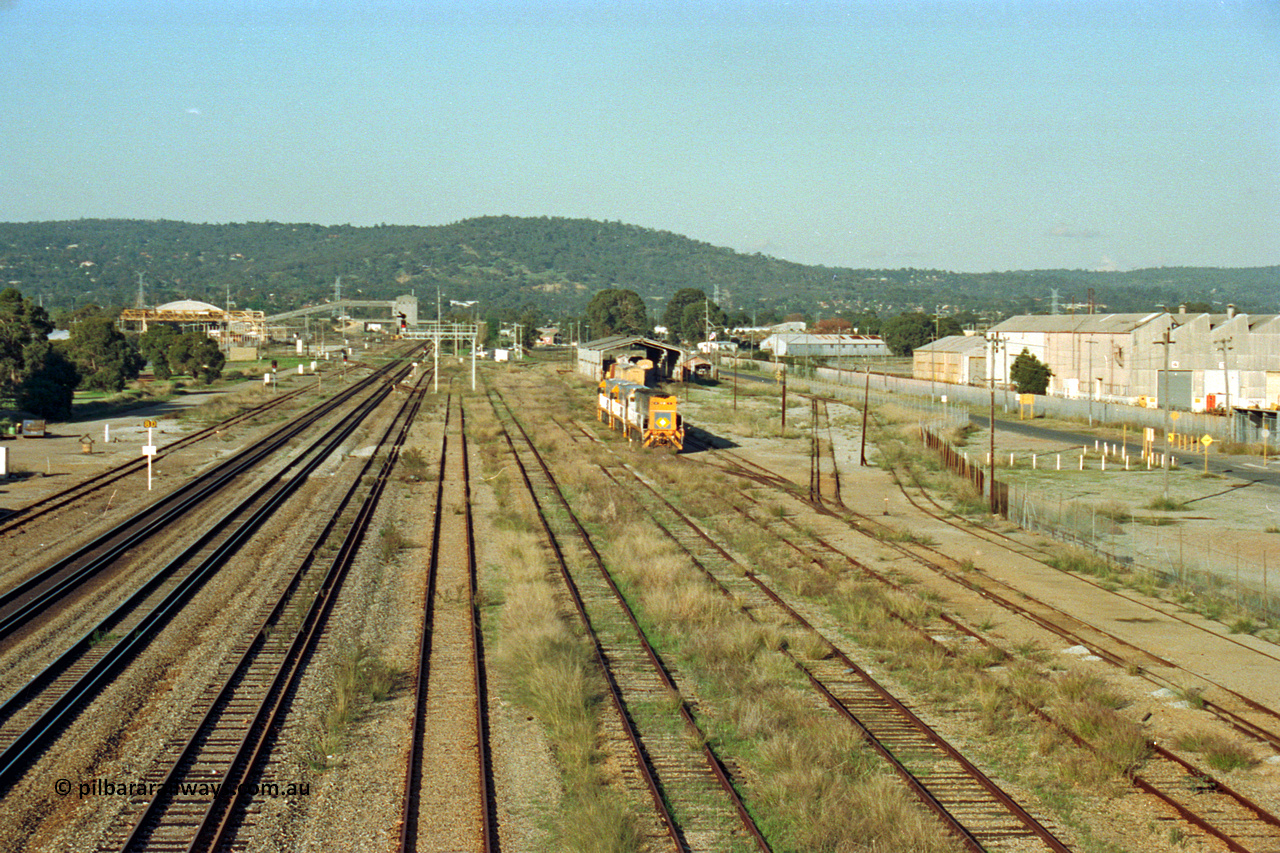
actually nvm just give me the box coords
[759,333,889,358]
[984,308,1280,411]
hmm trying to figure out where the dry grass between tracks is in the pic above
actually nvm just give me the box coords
[631,447,1164,850]
[599,521,961,853]
[1172,730,1257,773]
[307,646,401,771]
[470,397,644,853]
[495,374,957,851]
[488,524,644,852]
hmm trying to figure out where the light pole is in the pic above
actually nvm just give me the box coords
[1217,337,1234,418]
[1156,326,1173,501]
[1086,338,1097,426]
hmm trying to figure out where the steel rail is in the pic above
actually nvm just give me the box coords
[399,396,496,853]
[117,364,428,852]
[723,485,1280,853]
[889,447,1280,747]
[493,390,772,853]
[0,339,421,535]
[0,361,409,728]
[0,353,415,636]
[459,399,497,853]
[594,461,1067,853]
[400,392,451,851]
[192,370,428,853]
[0,361,415,795]
[0,382,312,535]
[698,430,1280,852]
[485,388,689,853]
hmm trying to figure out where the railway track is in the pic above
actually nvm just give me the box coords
[803,392,1280,756]
[95,357,430,851]
[727,476,1280,853]
[400,392,495,853]
[887,443,1280,751]
[0,356,420,801]
[0,342,420,538]
[0,352,421,645]
[0,382,311,535]
[559,421,1070,852]
[487,384,772,853]
[690,399,1280,852]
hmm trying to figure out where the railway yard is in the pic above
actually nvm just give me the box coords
[1,343,1279,853]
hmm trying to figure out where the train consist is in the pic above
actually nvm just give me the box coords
[598,377,684,450]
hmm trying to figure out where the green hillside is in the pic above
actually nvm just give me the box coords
[1,217,1275,322]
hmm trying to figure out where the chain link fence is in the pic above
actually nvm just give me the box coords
[730,359,1277,621]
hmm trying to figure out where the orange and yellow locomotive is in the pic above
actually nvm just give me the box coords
[597,377,684,450]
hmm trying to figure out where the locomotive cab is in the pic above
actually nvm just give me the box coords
[596,377,683,451]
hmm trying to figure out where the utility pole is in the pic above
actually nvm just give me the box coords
[1155,326,1173,501]
[989,384,997,514]
[1216,337,1234,419]
[1087,338,1097,426]
[859,367,870,466]
[987,332,1000,406]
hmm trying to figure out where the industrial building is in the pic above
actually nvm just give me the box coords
[912,335,987,386]
[983,307,1280,412]
[576,336,688,382]
[117,300,267,345]
[759,333,889,358]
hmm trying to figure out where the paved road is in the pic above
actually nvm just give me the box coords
[971,412,1280,489]
[725,368,1280,490]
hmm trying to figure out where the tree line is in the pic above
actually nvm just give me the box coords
[583,285,985,359]
[0,287,225,418]
[3,218,1274,324]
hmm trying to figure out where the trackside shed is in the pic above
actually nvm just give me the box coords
[576,336,688,383]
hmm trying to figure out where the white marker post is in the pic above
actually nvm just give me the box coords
[142,425,157,490]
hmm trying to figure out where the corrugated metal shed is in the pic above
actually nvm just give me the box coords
[913,335,987,385]
[914,335,987,355]
[988,313,1163,334]
[576,335,687,382]
[760,333,890,357]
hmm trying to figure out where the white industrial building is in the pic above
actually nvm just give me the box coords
[984,307,1280,412]
[759,333,890,358]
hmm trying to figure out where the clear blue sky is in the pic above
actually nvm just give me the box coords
[3,0,1277,273]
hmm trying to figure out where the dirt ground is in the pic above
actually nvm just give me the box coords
[7,360,1280,852]
[0,377,278,516]
[683,381,1280,707]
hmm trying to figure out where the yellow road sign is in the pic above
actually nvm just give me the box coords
[1200,434,1213,446]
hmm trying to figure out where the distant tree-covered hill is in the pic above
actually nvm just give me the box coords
[0,217,1274,324]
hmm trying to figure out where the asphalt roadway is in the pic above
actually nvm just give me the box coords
[970,412,1280,490]
[722,367,1280,491]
